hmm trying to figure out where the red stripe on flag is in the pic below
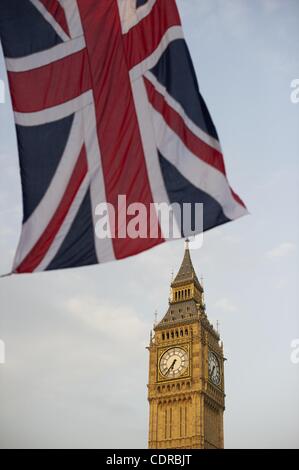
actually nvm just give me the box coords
[144,77,226,175]
[8,49,91,113]
[229,188,247,209]
[16,146,88,273]
[123,0,181,70]
[77,0,163,259]
[39,0,71,37]
[144,78,247,209]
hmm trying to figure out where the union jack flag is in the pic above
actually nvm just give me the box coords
[0,0,247,273]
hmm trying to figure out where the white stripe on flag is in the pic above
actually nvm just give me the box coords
[14,91,93,127]
[118,0,157,34]
[58,0,84,38]
[150,105,248,221]
[130,75,181,239]
[30,0,70,42]
[144,71,222,154]
[6,36,86,72]
[129,26,184,79]
[82,104,116,263]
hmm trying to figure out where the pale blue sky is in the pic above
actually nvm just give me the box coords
[0,0,298,449]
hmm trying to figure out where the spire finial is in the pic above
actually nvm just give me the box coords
[185,238,190,250]
[169,270,174,302]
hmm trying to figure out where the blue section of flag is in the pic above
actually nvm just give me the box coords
[0,0,63,58]
[150,39,219,140]
[136,0,149,7]
[158,152,230,234]
[16,114,74,223]
[47,188,98,271]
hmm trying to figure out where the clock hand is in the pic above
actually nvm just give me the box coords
[211,365,215,376]
[166,359,177,376]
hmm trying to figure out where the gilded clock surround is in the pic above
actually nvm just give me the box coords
[158,344,190,382]
[147,241,225,449]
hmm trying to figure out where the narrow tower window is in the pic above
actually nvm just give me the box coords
[180,407,182,437]
[185,406,188,437]
[164,408,167,439]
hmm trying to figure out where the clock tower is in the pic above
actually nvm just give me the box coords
[147,241,225,449]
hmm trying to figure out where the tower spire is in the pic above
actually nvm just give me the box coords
[169,270,174,303]
[171,240,201,289]
[156,241,204,327]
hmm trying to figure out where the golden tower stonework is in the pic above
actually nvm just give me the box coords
[147,242,225,449]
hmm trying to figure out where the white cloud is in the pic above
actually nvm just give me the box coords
[214,297,237,313]
[65,296,148,344]
[266,242,297,259]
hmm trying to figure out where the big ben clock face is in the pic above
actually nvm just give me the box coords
[159,347,188,379]
[208,351,221,386]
